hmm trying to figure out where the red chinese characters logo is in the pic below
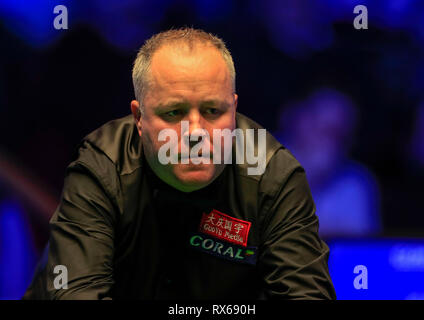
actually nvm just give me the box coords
[198,209,252,247]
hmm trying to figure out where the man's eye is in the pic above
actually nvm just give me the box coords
[205,108,219,115]
[165,110,182,117]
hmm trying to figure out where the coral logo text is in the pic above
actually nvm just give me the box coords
[189,233,257,265]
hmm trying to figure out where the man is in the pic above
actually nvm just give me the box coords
[23,28,336,300]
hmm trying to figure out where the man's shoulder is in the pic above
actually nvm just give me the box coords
[64,115,138,215]
[233,112,304,219]
[81,114,142,175]
[235,113,280,176]
[234,112,301,180]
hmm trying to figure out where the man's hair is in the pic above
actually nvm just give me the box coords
[132,27,236,115]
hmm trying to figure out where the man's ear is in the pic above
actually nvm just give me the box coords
[233,93,238,111]
[130,100,142,137]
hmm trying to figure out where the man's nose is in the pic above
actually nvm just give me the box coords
[182,110,207,145]
[188,109,203,132]
[181,110,203,134]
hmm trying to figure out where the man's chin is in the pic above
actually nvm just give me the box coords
[173,164,217,192]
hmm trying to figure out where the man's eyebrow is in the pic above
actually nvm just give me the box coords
[155,100,189,110]
[200,100,230,108]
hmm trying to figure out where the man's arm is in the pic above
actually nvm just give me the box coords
[23,144,118,300]
[258,154,336,299]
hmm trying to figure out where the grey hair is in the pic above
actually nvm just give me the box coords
[132,27,236,116]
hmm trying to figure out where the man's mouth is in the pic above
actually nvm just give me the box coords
[179,152,212,160]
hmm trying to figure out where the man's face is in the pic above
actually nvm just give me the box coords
[131,44,238,192]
